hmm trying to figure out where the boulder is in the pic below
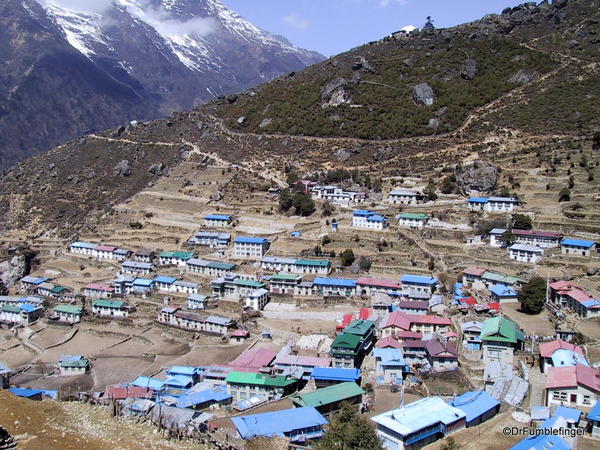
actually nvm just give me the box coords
[455,161,499,194]
[427,118,440,132]
[587,267,599,276]
[552,0,569,9]
[113,160,131,177]
[148,163,166,176]
[237,116,246,125]
[352,56,376,74]
[0,255,28,288]
[508,69,539,84]
[320,78,353,107]
[461,59,478,80]
[335,149,351,162]
[350,256,372,274]
[568,39,579,48]
[434,107,448,117]
[259,118,273,129]
[412,83,436,106]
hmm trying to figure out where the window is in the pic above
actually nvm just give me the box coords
[583,395,592,405]
[552,391,567,401]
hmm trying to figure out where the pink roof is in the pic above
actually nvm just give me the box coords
[562,288,594,303]
[337,313,355,330]
[356,277,402,289]
[359,308,373,320]
[274,355,331,367]
[395,330,423,339]
[227,348,276,370]
[230,329,250,338]
[104,386,152,399]
[459,296,477,306]
[426,340,459,358]
[463,266,487,277]
[84,283,114,292]
[397,301,429,310]
[376,336,403,349]
[512,229,562,239]
[384,311,452,330]
[546,364,600,392]
[539,340,584,358]
[95,245,117,252]
[444,331,458,338]
[549,280,578,291]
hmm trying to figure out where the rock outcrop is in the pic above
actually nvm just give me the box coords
[456,161,499,194]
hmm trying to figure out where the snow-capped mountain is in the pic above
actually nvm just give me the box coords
[0,0,324,168]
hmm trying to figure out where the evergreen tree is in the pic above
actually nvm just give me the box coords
[279,189,293,211]
[500,230,516,246]
[512,213,532,230]
[316,402,383,450]
[518,276,546,314]
[558,188,571,202]
[341,249,356,266]
[423,179,438,201]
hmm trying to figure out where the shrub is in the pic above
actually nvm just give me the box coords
[341,249,356,266]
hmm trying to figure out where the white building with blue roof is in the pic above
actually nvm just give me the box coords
[468,197,520,213]
[312,277,357,297]
[187,231,231,248]
[488,228,507,247]
[373,348,407,385]
[401,274,438,299]
[121,260,153,275]
[352,210,389,230]
[371,396,466,450]
[449,391,500,427]
[155,276,178,292]
[204,214,234,228]
[233,237,270,258]
[490,284,519,303]
[69,241,97,256]
[561,238,597,257]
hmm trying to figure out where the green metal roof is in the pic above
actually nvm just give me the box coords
[480,317,524,344]
[1,305,20,313]
[233,279,266,288]
[54,305,83,315]
[208,261,236,270]
[60,358,90,368]
[225,371,297,387]
[331,333,362,350]
[92,300,126,309]
[295,259,330,267]
[398,213,428,220]
[270,273,301,281]
[344,320,375,337]
[292,382,364,408]
[159,251,194,259]
[50,285,67,294]
[482,271,519,285]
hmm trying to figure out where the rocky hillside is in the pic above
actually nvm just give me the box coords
[0,0,599,236]
[0,0,324,169]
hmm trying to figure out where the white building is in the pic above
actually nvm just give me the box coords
[245,288,270,311]
[261,257,330,274]
[468,197,521,212]
[69,242,96,256]
[121,260,154,275]
[204,214,234,228]
[488,228,507,248]
[545,365,600,408]
[310,185,367,207]
[397,213,428,229]
[59,356,90,376]
[83,284,114,299]
[561,239,597,257]
[512,230,562,248]
[508,244,543,263]
[53,304,84,324]
[188,294,208,310]
[388,189,422,205]
[0,304,44,325]
[187,232,231,248]
[260,257,296,272]
[352,210,389,230]
[173,280,199,295]
[233,237,270,258]
[186,258,236,276]
[155,276,177,293]
[91,300,129,318]
[91,245,117,260]
[158,252,194,267]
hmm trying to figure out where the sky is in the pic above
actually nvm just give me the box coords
[221,0,531,57]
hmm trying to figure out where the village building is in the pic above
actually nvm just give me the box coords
[480,317,524,364]
[344,319,376,354]
[539,340,587,373]
[545,364,600,408]
[203,214,234,228]
[233,237,270,258]
[311,367,361,388]
[112,249,130,261]
[59,355,90,376]
[382,311,452,337]
[292,382,364,416]
[376,336,403,349]
[468,197,489,212]
[121,261,153,275]
[589,401,600,438]
[69,241,97,256]
[512,229,562,248]
[399,340,429,365]
[461,267,487,286]
[356,277,403,296]
[508,244,544,263]
[229,329,250,344]
[176,386,231,410]
[373,348,407,384]
[260,257,330,274]
[244,288,270,311]
[560,238,596,257]
[401,274,438,299]
[294,281,314,296]
[91,245,117,260]
[91,299,129,318]
[83,283,114,299]
[19,276,50,293]
[269,273,302,295]
[0,303,44,325]
[330,333,362,368]
[490,285,519,303]
[205,315,234,335]
[488,228,508,247]
[310,185,367,207]
[133,249,154,263]
[371,397,466,450]
[36,282,67,299]
[188,294,208,310]
[260,256,296,272]
[226,371,298,402]
[158,251,194,267]
[211,275,267,298]
[312,277,357,297]
[131,278,154,295]
[157,307,232,335]
[173,280,199,295]
[395,300,429,315]
[186,258,236,277]
[426,340,459,372]
[187,231,231,248]
[397,212,428,229]
[154,276,177,293]
[388,189,422,205]
[450,391,500,427]
[232,407,327,443]
[461,321,483,351]
[53,304,84,324]
[549,280,600,319]
[352,210,389,230]
[273,355,330,378]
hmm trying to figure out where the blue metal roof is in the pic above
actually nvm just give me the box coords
[155,276,177,284]
[491,284,518,297]
[401,274,437,285]
[232,407,327,439]
[133,278,154,287]
[8,387,43,398]
[311,367,361,381]
[561,238,596,248]
[176,387,231,408]
[588,400,600,421]
[450,391,500,423]
[234,237,269,244]
[581,299,600,308]
[70,242,97,249]
[20,303,41,313]
[164,376,193,388]
[551,349,589,368]
[468,197,488,203]
[205,214,232,221]
[313,277,357,288]
[510,435,570,450]
[353,210,374,217]
[555,406,581,423]
[367,214,389,222]
[131,376,165,391]
[373,348,406,366]
[167,366,201,376]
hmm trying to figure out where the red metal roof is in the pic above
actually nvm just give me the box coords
[488,302,502,311]
[426,340,459,358]
[337,313,355,330]
[546,364,600,392]
[227,348,276,370]
[463,266,487,277]
[458,296,477,306]
[95,246,117,252]
[356,277,402,289]
[395,330,423,339]
[384,311,452,330]
[230,329,250,337]
[359,308,373,320]
[84,283,114,292]
[512,229,562,239]
[104,386,153,399]
[375,336,403,349]
[539,340,584,358]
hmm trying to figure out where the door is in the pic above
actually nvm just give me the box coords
[570,394,577,404]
